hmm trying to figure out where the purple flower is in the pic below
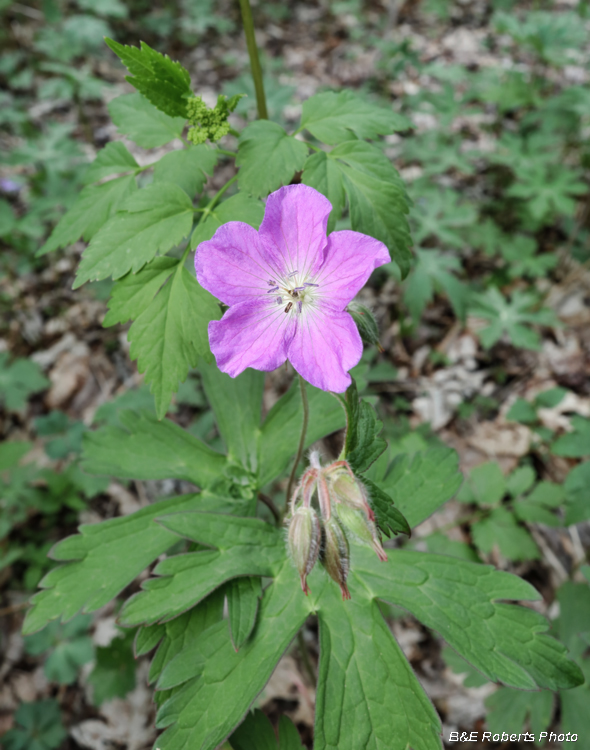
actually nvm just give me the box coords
[195,184,390,392]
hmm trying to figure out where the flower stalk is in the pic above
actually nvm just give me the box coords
[238,0,268,119]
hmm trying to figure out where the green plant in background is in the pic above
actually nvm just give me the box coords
[1,700,67,750]
[88,627,137,705]
[1,0,589,747]
[24,613,94,684]
[469,288,557,351]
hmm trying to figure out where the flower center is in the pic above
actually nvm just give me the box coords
[265,270,319,315]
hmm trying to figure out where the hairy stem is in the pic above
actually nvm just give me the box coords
[285,374,309,513]
[238,0,268,119]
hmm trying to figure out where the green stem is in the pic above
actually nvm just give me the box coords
[216,148,238,158]
[182,174,239,264]
[238,0,268,120]
[285,374,309,513]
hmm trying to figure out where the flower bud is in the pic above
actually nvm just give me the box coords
[287,506,321,595]
[347,301,382,351]
[331,472,375,522]
[335,503,388,562]
[322,517,351,600]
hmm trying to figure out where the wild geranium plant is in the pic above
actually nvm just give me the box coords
[28,3,583,748]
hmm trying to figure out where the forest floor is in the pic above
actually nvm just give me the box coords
[1,1,589,749]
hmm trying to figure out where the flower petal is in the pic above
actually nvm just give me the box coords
[196,222,275,306]
[209,299,295,378]
[313,230,391,308]
[259,184,332,280]
[287,304,362,392]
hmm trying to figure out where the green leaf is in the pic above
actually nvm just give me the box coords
[557,581,590,655]
[470,288,557,351]
[81,409,226,486]
[301,151,346,232]
[105,39,192,118]
[411,187,476,250]
[564,461,590,524]
[514,481,564,526]
[472,507,540,561]
[88,628,136,705]
[230,709,282,750]
[149,549,580,746]
[0,440,32,471]
[257,381,346,487]
[338,379,387,473]
[551,416,590,458]
[304,141,412,278]
[506,466,536,497]
[154,560,309,750]
[37,175,137,256]
[128,264,221,418]
[83,141,139,184]
[442,645,489,687]
[109,92,186,148]
[534,387,567,408]
[485,688,553,737]
[103,257,178,326]
[377,447,463,528]
[1,700,66,750]
[422,532,480,562]
[73,182,194,287]
[457,462,505,507]
[357,547,583,690]
[227,577,262,651]
[300,90,410,144]
[143,589,225,689]
[199,363,264,472]
[506,397,538,424]
[153,145,217,198]
[119,514,285,626]
[24,613,94,685]
[22,494,203,635]
[229,710,305,749]
[237,121,308,198]
[363,477,411,537]
[190,192,265,250]
[0,353,49,411]
[404,248,469,323]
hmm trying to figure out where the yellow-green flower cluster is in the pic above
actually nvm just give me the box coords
[186,93,243,145]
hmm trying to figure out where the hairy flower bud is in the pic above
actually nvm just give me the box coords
[335,504,388,562]
[287,507,321,595]
[322,517,351,600]
[347,301,382,351]
[331,471,375,521]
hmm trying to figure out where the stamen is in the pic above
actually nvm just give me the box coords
[303,282,319,287]
[297,300,303,314]
[266,286,279,293]
[267,279,276,286]
[288,271,299,278]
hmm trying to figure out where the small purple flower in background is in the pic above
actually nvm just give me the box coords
[196,184,390,392]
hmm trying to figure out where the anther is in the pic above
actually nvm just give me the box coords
[297,301,303,314]
[292,286,306,292]
[303,282,319,287]
[266,286,279,293]
[276,296,283,305]
[288,271,299,278]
